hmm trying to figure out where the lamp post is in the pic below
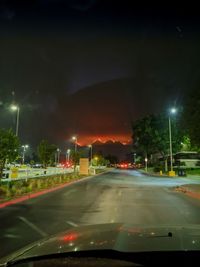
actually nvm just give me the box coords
[57,148,61,165]
[72,136,77,152]
[145,157,148,172]
[66,149,71,163]
[88,145,93,166]
[168,108,177,173]
[134,153,136,164]
[10,104,20,136]
[22,145,29,164]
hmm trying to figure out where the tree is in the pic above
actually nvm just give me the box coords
[70,150,85,172]
[132,115,157,158]
[37,140,57,168]
[180,135,199,151]
[70,150,81,170]
[92,154,109,166]
[182,86,200,148]
[132,113,184,170]
[0,129,20,178]
[105,154,119,164]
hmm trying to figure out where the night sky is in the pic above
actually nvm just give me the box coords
[0,1,200,149]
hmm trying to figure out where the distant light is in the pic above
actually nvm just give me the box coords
[72,136,77,141]
[22,144,29,148]
[170,108,177,114]
[145,158,148,162]
[10,104,18,111]
[67,149,71,153]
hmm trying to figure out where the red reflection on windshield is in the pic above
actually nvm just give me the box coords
[62,233,79,242]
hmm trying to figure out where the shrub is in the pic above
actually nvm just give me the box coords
[0,186,8,198]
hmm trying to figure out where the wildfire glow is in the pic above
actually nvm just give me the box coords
[74,135,132,146]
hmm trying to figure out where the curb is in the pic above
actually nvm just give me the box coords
[175,186,200,200]
[0,170,109,209]
[139,170,170,178]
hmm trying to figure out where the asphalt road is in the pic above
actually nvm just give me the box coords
[1,169,200,258]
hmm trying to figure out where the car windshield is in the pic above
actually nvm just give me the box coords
[1,0,200,262]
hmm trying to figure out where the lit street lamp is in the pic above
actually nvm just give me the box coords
[168,108,177,173]
[10,104,20,136]
[72,136,77,152]
[145,157,148,172]
[22,145,29,164]
[94,156,98,166]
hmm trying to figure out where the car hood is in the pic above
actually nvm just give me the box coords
[1,223,200,264]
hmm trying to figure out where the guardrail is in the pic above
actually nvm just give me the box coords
[1,165,107,182]
[1,167,73,183]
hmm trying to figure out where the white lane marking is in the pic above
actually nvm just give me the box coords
[63,189,77,196]
[66,221,78,227]
[18,216,47,237]
[4,234,21,239]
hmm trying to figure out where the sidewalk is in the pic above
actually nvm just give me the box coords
[140,169,169,178]
[140,168,200,179]
[139,169,200,200]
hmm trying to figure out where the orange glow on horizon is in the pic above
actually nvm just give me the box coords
[74,135,132,146]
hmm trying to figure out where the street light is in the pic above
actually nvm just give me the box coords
[94,156,98,166]
[168,107,177,174]
[145,157,148,172]
[88,145,93,166]
[22,145,29,164]
[72,136,77,152]
[10,104,20,136]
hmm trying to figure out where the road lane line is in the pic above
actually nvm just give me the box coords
[18,216,47,237]
[66,221,78,227]
[4,234,21,239]
[63,189,77,196]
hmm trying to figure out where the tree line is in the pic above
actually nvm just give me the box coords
[0,134,60,178]
[132,85,200,170]
[0,133,112,179]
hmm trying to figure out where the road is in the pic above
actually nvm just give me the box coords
[1,169,200,258]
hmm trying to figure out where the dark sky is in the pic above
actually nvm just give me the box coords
[0,1,200,148]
